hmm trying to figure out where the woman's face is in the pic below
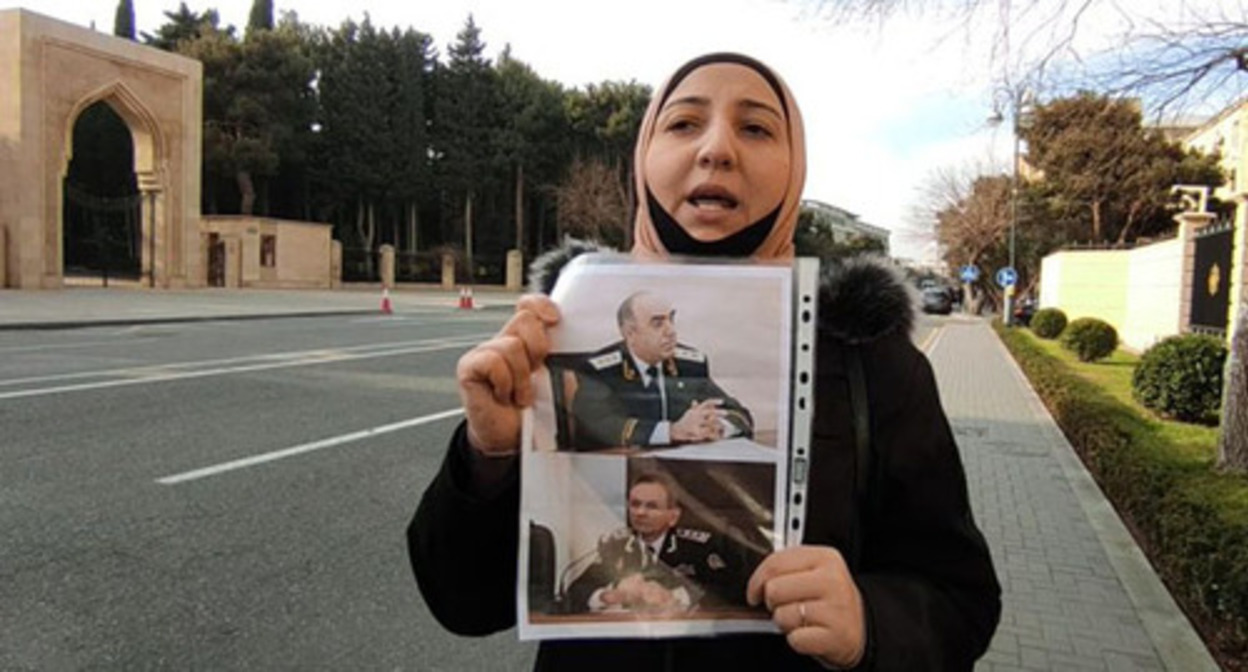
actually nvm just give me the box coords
[644,63,792,242]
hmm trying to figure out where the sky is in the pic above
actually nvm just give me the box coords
[7,0,1244,262]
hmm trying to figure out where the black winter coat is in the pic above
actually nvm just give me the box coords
[408,249,1001,671]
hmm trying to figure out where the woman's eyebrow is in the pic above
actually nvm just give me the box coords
[662,95,710,111]
[740,99,782,119]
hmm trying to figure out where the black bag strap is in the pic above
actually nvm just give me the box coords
[846,345,872,568]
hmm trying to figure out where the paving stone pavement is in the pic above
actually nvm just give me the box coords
[925,318,1217,672]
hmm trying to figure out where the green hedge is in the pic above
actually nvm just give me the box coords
[995,323,1248,666]
[1030,307,1068,339]
[1133,334,1227,425]
[1061,317,1118,362]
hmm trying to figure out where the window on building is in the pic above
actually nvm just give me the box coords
[261,235,277,268]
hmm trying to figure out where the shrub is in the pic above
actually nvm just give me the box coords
[1030,308,1068,339]
[1133,335,1228,424]
[1061,317,1118,362]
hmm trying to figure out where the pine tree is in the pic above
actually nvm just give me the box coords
[113,0,135,40]
[247,0,274,35]
[433,15,501,275]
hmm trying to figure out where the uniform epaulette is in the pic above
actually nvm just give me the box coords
[675,528,711,544]
[588,351,623,370]
[673,345,706,363]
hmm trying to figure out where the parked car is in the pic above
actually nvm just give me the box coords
[1012,297,1037,326]
[921,287,953,315]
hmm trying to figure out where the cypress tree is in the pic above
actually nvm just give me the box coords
[113,0,136,40]
[247,0,274,34]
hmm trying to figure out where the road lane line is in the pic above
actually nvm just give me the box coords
[0,333,492,389]
[0,338,487,401]
[0,337,160,354]
[920,324,946,355]
[156,408,464,485]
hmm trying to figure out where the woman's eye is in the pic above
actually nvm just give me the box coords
[743,123,774,138]
[665,118,698,133]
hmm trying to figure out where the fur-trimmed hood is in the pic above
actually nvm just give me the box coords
[528,240,915,345]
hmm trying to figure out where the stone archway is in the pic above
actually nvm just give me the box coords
[62,85,157,285]
[0,9,203,289]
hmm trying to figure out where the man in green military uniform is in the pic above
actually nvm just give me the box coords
[567,291,752,451]
[563,475,759,614]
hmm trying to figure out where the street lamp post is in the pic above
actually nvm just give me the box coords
[1005,99,1020,326]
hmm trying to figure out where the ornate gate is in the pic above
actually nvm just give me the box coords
[1190,218,1236,335]
[62,181,142,286]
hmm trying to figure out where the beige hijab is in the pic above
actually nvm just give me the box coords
[631,54,807,260]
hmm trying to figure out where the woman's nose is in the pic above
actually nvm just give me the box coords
[696,122,736,170]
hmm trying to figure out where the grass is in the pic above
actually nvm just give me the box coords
[1030,334,1226,470]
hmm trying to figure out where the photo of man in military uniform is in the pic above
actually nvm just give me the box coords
[563,291,753,451]
[563,474,759,615]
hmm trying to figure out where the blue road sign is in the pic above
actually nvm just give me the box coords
[959,264,980,283]
[996,267,1018,288]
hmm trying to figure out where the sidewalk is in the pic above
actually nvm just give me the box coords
[930,317,1217,671]
[0,286,518,329]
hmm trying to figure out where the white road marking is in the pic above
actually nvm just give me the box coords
[0,337,160,353]
[0,335,490,401]
[0,334,492,389]
[921,324,946,354]
[156,408,464,484]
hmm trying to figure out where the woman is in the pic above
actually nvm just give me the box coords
[408,52,1001,671]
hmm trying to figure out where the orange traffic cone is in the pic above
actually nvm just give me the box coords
[461,286,475,310]
[381,287,393,315]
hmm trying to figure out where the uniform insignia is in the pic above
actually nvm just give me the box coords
[675,528,711,544]
[589,351,623,370]
[673,346,706,363]
[621,418,638,445]
[707,553,726,570]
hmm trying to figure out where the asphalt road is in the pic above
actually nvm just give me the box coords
[1,308,944,670]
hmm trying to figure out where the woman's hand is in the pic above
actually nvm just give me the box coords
[747,546,866,669]
[456,294,560,455]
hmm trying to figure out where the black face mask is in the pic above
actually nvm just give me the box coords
[647,188,780,258]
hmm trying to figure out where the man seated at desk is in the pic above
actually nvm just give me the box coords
[568,291,752,451]
[564,475,756,614]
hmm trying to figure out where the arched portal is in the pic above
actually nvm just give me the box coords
[0,9,203,289]
[59,80,168,288]
[62,100,142,284]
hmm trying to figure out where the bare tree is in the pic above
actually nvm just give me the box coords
[914,163,1012,268]
[552,157,632,249]
[1220,306,1248,472]
[807,0,1247,117]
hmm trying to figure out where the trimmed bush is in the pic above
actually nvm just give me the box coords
[1061,317,1118,362]
[1133,335,1227,424]
[1030,308,1068,339]
[995,324,1248,666]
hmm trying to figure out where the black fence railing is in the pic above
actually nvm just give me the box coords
[395,251,443,284]
[342,247,510,285]
[341,247,380,283]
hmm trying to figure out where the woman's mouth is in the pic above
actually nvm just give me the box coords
[687,185,739,211]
